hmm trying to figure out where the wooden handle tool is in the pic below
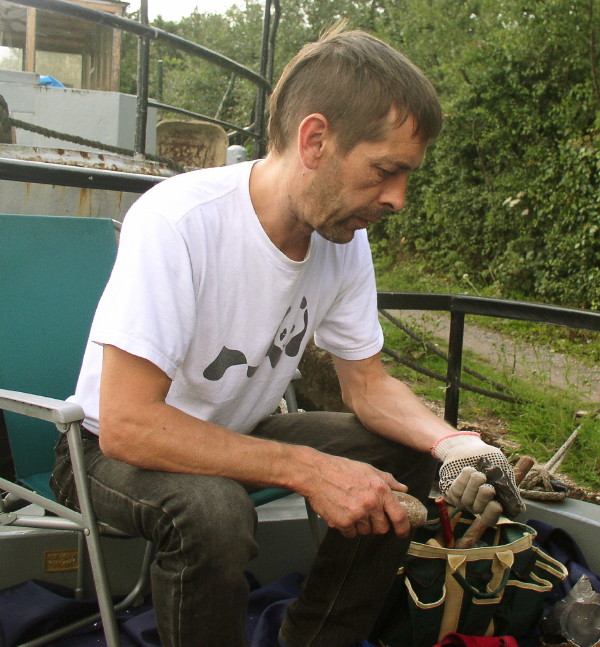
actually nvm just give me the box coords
[454,455,534,549]
[394,491,428,528]
[435,496,455,548]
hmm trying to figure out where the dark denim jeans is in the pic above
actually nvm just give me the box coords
[51,411,436,647]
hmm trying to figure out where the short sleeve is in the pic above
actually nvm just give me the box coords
[89,208,198,379]
[314,232,383,360]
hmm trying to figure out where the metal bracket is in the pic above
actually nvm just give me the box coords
[0,512,17,525]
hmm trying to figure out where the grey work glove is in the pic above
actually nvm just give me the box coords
[432,432,524,525]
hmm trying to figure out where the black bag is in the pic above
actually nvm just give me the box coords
[375,510,568,647]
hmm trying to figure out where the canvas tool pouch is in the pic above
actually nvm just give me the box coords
[375,509,568,647]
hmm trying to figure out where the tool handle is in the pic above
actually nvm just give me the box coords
[454,502,503,549]
[513,455,535,484]
[435,496,455,548]
[454,455,534,549]
[394,491,428,528]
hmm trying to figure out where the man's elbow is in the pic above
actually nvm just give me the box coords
[339,386,357,415]
[98,410,138,462]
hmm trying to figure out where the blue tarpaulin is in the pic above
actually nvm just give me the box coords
[39,75,65,88]
[0,573,376,647]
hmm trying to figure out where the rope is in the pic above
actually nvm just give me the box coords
[9,116,185,173]
[0,96,12,144]
[381,345,522,404]
[379,308,510,393]
[520,489,567,502]
[519,466,568,502]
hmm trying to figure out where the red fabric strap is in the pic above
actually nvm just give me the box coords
[435,633,519,647]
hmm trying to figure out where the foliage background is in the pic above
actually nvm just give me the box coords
[122,0,600,310]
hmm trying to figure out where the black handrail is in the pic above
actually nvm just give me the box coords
[378,292,600,333]
[377,292,600,426]
[0,157,165,193]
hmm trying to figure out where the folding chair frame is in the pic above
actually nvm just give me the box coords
[0,384,319,646]
[0,389,154,647]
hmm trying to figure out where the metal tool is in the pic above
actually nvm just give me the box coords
[455,455,534,549]
[474,456,529,519]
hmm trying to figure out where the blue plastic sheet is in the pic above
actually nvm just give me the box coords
[0,574,376,647]
[39,75,65,88]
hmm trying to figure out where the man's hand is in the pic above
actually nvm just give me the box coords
[432,432,524,525]
[301,453,411,539]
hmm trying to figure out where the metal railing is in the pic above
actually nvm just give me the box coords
[377,292,600,427]
[3,0,279,158]
[0,156,165,192]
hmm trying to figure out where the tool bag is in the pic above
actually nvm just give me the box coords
[375,510,568,647]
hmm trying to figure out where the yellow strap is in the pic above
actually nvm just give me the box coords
[438,553,467,640]
[408,531,533,561]
[488,550,514,593]
[405,577,447,610]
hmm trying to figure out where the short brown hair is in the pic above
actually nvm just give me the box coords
[267,26,442,154]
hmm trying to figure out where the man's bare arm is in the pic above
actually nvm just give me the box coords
[99,344,411,538]
[332,352,454,452]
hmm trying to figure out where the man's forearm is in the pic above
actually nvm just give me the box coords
[100,396,318,490]
[353,376,453,450]
[100,395,413,538]
[99,344,416,537]
[333,354,454,453]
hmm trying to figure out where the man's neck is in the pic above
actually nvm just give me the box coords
[249,155,313,261]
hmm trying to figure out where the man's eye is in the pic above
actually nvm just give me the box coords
[376,167,394,179]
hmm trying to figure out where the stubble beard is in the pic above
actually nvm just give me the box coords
[302,155,356,245]
[298,153,386,245]
[315,216,356,244]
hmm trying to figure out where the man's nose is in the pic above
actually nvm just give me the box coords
[378,175,408,212]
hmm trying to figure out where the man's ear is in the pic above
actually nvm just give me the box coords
[297,113,333,170]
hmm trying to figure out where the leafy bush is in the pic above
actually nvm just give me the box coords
[372,0,599,310]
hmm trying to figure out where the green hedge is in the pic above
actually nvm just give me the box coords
[372,0,599,309]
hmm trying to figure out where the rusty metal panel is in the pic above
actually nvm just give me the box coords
[157,119,228,169]
[0,143,174,219]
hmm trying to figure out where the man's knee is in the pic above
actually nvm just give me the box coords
[152,475,259,565]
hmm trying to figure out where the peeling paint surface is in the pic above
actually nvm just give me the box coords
[0,145,174,177]
[1,180,140,221]
[0,144,175,220]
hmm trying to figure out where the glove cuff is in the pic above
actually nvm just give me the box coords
[431,431,483,461]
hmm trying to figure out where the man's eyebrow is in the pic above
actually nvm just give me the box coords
[397,161,421,171]
[378,159,422,172]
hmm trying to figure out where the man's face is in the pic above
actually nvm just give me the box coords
[299,114,427,244]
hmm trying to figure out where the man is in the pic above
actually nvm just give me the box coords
[51,26,522,647]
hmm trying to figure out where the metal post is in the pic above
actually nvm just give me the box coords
[253,0,272,159]
[65,422,121,647]
[135,0,150,155]
[157,59,163,103]
[444,311,465,427]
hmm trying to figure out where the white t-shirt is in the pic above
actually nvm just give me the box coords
[71,161,383,434]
